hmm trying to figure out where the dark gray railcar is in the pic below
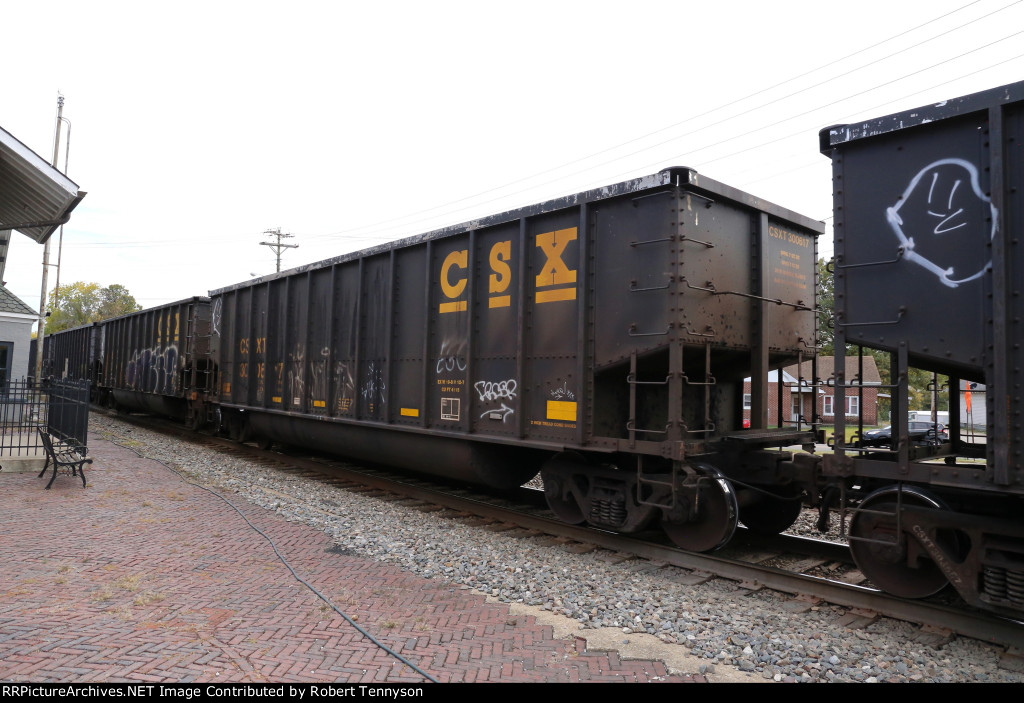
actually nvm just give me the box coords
[42,322,103,388]
[820,79,1024,615]
[101,297,215,428]
[213,167,824,551]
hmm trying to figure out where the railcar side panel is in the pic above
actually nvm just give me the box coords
[42,322,103,386]
[392,245,427,428]
[826,113,991,374]
[522,211,583,444]
[286,274,311,414]
[250,282,269,408]
[821,81,1024,493]
[101,298,212,423]
[359,254,391,423]
[431,237,471,433]
[469,222,521,437]
[211,168,823,486]
[819,80,1024,617]
[330,261,360,419]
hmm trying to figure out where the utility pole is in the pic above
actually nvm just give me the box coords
[35,95,65,382]
[260,228,298,273]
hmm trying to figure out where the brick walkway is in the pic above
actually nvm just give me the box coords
[0,439,701,683]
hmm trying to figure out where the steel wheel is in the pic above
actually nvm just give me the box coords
[739,485,805,536]
[541,452,587,524]
[662,468,738,552]
[849,486,955,599]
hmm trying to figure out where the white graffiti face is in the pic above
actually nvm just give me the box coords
[211,298,222,336]
[886,158,997,288]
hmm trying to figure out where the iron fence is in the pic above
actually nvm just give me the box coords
[0,378,90,456]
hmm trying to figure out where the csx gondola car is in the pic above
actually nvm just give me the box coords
[39,78,1024,620]
[212,167,825,551]
[820,79,1024,616]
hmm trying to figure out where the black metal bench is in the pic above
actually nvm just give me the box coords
[37,427,91,489]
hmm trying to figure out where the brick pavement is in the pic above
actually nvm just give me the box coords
[0,438,702,683]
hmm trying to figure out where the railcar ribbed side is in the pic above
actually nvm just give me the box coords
[820,78,1024,616]
[212,167,824,545]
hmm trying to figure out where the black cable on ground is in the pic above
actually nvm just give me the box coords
[107,434,440,684]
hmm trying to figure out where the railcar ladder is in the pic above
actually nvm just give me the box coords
[184,310,216,429]
[628,344,717,511]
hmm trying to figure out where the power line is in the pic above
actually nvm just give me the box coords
[259,227,298,273]
[301,1,1012,244]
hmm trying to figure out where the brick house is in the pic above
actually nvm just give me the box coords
[743,355,882,427]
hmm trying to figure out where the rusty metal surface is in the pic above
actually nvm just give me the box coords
[821,79,1024,617]
[212,168,823,484]
[41,321,102,386]
[101,298,213,418]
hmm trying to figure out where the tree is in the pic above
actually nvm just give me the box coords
[815,258,835,355]
[45,281,142,333]
[97,284,141,320]
[815,258,947,421]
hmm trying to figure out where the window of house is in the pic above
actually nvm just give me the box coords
[0,342,11,390]
[846,395,859,416]
[743,393,751,409]
[824,395,834,416]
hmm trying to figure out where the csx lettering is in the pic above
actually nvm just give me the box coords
[535,228,577,303]
[156,312,179,344]
[769,225,811,248]
[436,232,579,312]
[489,240,512,308]
[439,241,515,313]
[440,250,468,299]
[439,250,469,313]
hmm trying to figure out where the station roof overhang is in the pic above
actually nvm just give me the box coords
[0,124,85,245]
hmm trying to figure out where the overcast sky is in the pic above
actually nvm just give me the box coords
[4,0,1023,315]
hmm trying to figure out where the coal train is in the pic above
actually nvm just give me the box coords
[42,78,1024,619]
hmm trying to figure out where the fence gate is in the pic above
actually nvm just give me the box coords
[0,378,91,458]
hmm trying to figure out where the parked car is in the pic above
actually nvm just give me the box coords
[858,421,948,447]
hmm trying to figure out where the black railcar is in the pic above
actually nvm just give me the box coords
[101,297,216,428]
[820,79,1024,615]
[212,167,825,551]
[41,321,103,393]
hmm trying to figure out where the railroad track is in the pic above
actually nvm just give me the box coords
[95,410,1024,657]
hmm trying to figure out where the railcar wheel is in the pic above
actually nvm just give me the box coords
[849,486,956,599]
[739,485,804,536]
[541,452,587,524]
[224,412,251,443]
[662,469,738,552]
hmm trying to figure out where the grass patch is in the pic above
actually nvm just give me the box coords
[133,591,166,606]
[114,574,145,592]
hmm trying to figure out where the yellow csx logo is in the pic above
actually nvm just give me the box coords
[439,228,577,313]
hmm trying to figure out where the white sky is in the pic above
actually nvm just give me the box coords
[3,0,1023,314]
